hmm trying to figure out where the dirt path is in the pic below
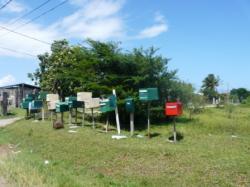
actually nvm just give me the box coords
[0,117,22,128]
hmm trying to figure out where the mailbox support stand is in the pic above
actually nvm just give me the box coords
[61,112,64,124]
[147,102,151,138]
[82,108,85,126]
[75,108,77,124]
[106,113,109,132]
[91,108,95,129]
[112,89,121,135]
[69,109,72,126]
[173,117,177,143]
[130,112,134,136]
[42,107,45,121]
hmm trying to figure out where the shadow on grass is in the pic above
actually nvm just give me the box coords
[168,132,184,141]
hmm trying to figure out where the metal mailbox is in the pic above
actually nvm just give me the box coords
[38,92,48,100]
[46,94,59,102]
[66,96,84,108]
[165,102,183,116]
[56,102,69,113]
[21,101,30,109]
[139,88,159,101]
[77,92,92,102]
[125,98,134,113]
[30,100,43,110]
[100,96,116,113]
[85,98,100,109]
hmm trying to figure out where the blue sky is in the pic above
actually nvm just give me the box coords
[0,0,250,92]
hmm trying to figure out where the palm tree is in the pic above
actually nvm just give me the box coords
[201,74,219,103]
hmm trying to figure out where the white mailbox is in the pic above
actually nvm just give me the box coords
[85,98,100,109]
[77,92,92,102]
[47,101,59,110]
[46,94,59,102]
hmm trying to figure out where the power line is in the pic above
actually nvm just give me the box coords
[0,0,68,40]
[0,25,51,45]
[18,0,68,28]
[0,0,12,10]
[0,46,36,57]
[9,0,52,25]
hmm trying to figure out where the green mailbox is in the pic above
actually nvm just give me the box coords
[56,102,69,113]
[125,98,134,113]
[139,88,159,101]
[100,95,116,113]
[38,92,48,100]
[30,100,43,110]
[65,96,84,108]
[21,101,30,109]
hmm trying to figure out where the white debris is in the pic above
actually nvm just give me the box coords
[12,150,21,154]
[44,160,49,165]
[136,135,144,138]
[68,130,77,133]
[231,135,238,138]
[69,126,79,129]
[111,135,127,140]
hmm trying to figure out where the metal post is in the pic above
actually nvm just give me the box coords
[173,117,177,143]
[147,102,150,138]
[130,112,134,136]
[75,108,77,124]
[112,89,121,135]
[91,108,95,129]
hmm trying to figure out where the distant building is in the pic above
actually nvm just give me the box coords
[0,83,40,107]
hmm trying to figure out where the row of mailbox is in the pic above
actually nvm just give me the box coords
[21,96,183,117]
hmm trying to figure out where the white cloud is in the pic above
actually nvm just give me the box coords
[0,0,26,13]
[0,74,16,86]
[0,0,168,59]
[0,21,62,58]
[55,0,125,40]
[137,13,168,39]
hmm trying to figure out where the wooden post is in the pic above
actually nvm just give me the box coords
[91,108,95,129]
[42,107,45,121]
[130,112,134,136]
[69,109,72,126]
[112,89,121,135]
[2,92,8,116]
[106,113,109,133]
[173,117,177,143]
[82,107,85,126]
[147,102,151,138]
[75,108,77,124]
[61,112,64,124]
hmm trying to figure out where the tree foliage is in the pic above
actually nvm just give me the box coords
[230,88,250,103]
[201,74,220,102]
[29,39,195,123]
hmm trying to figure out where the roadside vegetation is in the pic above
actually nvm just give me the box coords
[0,106,249,186]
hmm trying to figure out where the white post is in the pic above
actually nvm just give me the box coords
[147,102,150,138]
[112,89,121,135]
[173,117,177,143]
[130,112,134,136]
[42,107,45,121]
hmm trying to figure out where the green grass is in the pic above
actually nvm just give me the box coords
[0,108,25,119]
[0,106,250,186]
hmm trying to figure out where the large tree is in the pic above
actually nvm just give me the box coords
[201,74,220,102]
[29,39,195,122]
[230,88,250,103]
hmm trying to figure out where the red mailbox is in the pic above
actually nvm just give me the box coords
[165,102,183,116]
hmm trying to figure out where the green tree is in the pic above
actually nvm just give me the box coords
[201,74,219,102]
[230,88,250,103]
